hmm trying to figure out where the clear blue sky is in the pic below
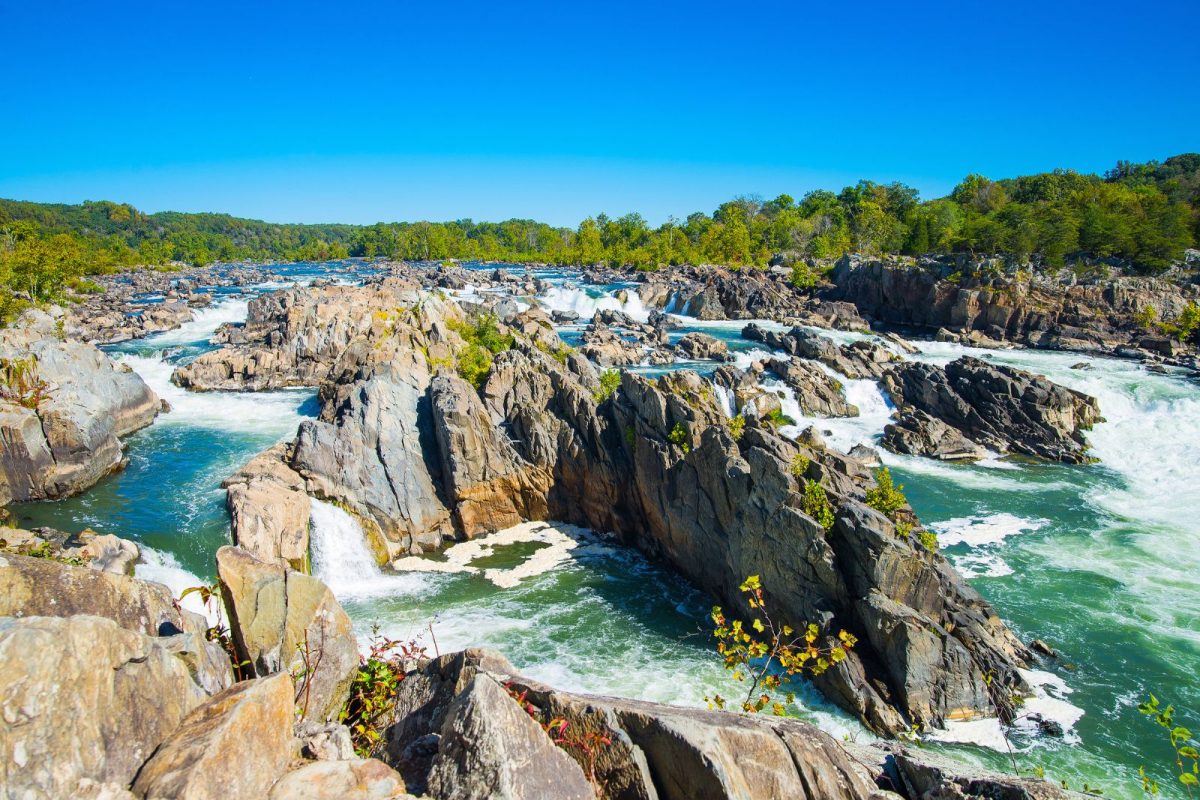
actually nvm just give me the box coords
[2,0,1197,227]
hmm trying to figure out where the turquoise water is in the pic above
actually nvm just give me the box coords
[10,262,1199,797]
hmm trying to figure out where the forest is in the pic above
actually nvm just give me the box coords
[1,154,1197,322]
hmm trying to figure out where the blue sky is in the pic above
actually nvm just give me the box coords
[2,0,1197,227]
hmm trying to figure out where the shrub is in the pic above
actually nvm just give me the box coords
[447,313,515,390]
[801,481,835,530]
[1136,304,1159,330]
[667,422,691,453]
[865,467,907,519]
[727,414,746,441]
[706,576,857,715]
[916,528,938,552]
[456,344,493,390]
[594,369,621,402]
[790,453,810,477]
[761,408,797,428]
[340,625,428,757]
[0,356,50,409]
[789,263,820,291]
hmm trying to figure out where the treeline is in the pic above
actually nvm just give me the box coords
[2,154,1198,321]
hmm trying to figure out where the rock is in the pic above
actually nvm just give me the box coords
[884,743,1079,799]
[882,410,989,461]
[742,323,896,379]
[1030,639,1058,658]
[297,721,357,761]
[386,648,882,800]
[80,532,140,575]
[882,357,1102,463]
[0,615,220,797]
[766,356,859,417]
[132,673,297,800]
[427,674,594,800]
[848,443,882,466]
[429,375,551,536]
[269,759,414,800]
[673,331,732,361]
[217,546,358,724]
[826,253,1200,357]
[224,444,312,570]
[550,309,579,323]
[0,308,159,503]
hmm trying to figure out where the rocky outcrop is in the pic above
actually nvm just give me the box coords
[217,546,358,724]
[674,331,732,361]
[881,411,988,461]
[0,614,223,798]
[0,308,160,504]
[881,357,1102,463]
[382,648,882,800]
[224,444,312,570]
[268,759,415,800]
[743,323,898,379]
[172,279,423,391]
[429,375,552,536]
[766,357,859,417]
[132,672,298,800]
[828,254,1200,357]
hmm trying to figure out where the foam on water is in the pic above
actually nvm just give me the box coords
[538,285,650,322]
[142,298,250,346]
[117,352,311,436]
[933,513,1049,548]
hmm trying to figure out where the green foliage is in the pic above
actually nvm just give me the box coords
[790,453,810,477]
[0,356,50,409]
[447,314,514,390]
[727,414,746,441]
[1138,695,1200,797]
[761,408,797,428]
[22,540,86,566]
[340,624,429,757]
[1160,302,1200,342]
[801,481,835,531]
[789,262,820,290]
[1136,304,1160,330]
[506,684,613,794]
[706,575,857,715]
[667,422,691,453]
[594,368,621,402]
[179,583,255,682]
[915,528,938,552]
[865,467,908,519]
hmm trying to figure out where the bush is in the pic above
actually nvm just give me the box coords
[448,313,514,390]
[801,481,835,530]
[790,453,810,477]
[761,408,797,428]
[594,369,621,402]
[340,625,428,757]
[706,575,857,715]
[667,422,691,453]
[727,414,746,441]
[865,467,907,519]
[1136,304,1159,330]
[0,356,50,409]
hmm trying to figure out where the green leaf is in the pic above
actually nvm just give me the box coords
[1179,773,1198,787]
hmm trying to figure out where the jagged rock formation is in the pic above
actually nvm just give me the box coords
[827,254,1200,356]
[766,357,859,417]
[218,285,1034,734]
[674,331,732,361]
[0,308,160,505]
[743,323,898,379]
[172,278,423,391]
[881,357,1102,463]
[217,545,358,724]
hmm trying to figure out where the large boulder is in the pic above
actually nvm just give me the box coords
[383,648,882,800]
[132,672,297,800]
[673,332,732,362]
[881,410,988,461]
[0,615,221,798]
[429,374,551,536]
[882,357,1101,463]
[0,308,159,503]
[767,357,859,417]
[224,444,312,570]
[742,323,896,379]
[217,546,358,724]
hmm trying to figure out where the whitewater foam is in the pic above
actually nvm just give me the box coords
[538,285,650,322]
[309,500,430,601]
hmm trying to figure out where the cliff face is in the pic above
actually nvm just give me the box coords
[826,254,1200,355]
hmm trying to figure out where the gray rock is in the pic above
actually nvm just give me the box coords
[270,759,415,800]
[767,356,859,417]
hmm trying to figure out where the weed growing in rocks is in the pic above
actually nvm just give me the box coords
[340,624,428,757]
[706,575,856,715]
[447,313,515,390]
[180,582,254,682]
[593,369,621,402]
[506,684,612,797]
[0,356,50,409]
[801,482,835,531]
[727,413,746,441]
[667,422,691,453]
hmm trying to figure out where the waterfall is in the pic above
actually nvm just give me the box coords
[309,499,428,600]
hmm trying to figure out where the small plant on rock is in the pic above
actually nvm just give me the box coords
[594,368,621,402]
[706,575,857,715]
[727,413,746,441]
[180,582,254,682]
[506,684,612,796]
[0,356,50,409]
[340,624,428,757]
[865,467,908,519]
[761,408,796,429]
[667,422,691,453]
[801,481,835,531]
